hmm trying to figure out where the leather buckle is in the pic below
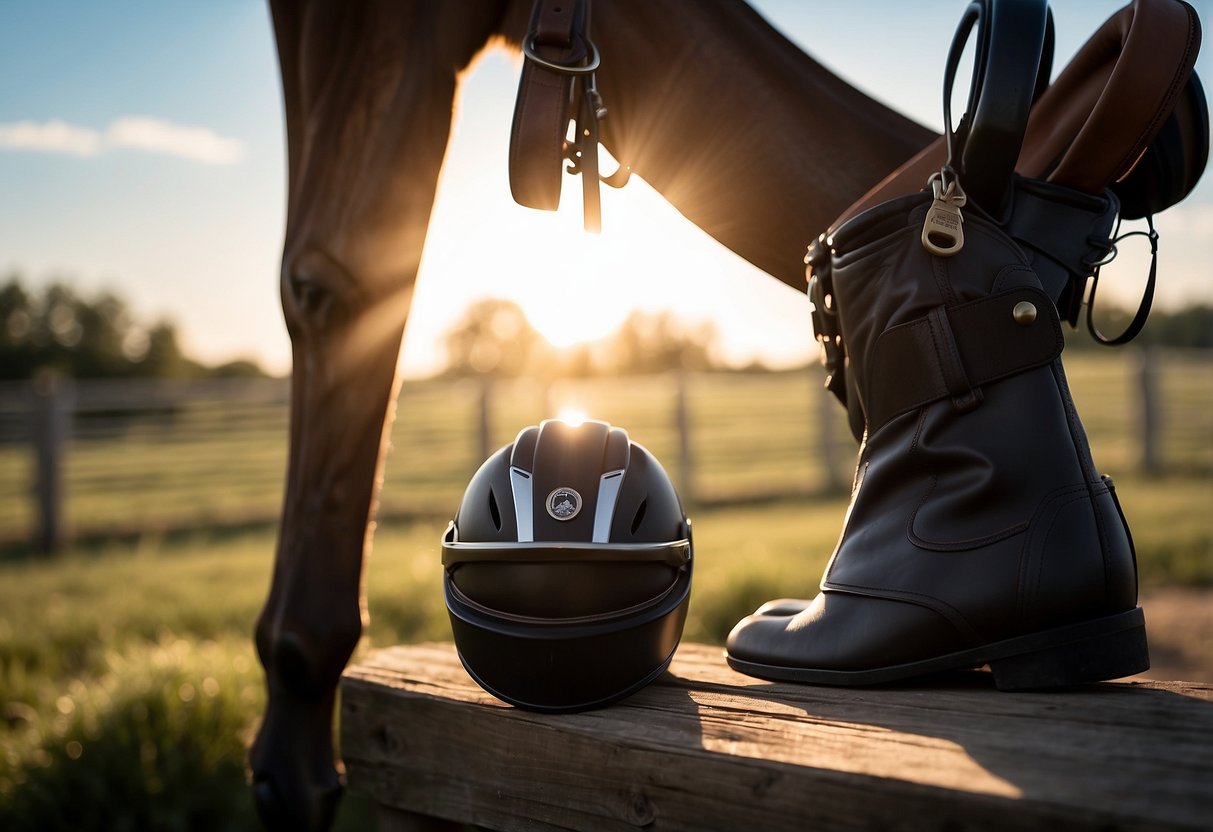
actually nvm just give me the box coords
[806,235,846,401]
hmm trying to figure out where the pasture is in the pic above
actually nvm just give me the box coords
[1,352,1210,829]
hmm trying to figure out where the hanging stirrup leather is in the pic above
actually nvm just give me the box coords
[509,0,629,232]
[509,0,586,214]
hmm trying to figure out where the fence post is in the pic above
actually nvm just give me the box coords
[31,373,71,553]
[674,369,695,504]
[816,384,846,494]
[1138,347,1160,475]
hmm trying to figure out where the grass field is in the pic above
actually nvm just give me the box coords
[1,353,1211,829]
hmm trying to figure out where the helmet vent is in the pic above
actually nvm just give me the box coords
[488,488,503,531]
[630,498,648,535]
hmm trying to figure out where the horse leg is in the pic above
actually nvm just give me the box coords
[249,2,516,828]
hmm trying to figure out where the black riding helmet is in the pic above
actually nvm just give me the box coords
[442,418,692,712]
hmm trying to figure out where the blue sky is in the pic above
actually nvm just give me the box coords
[2,1,1209,377]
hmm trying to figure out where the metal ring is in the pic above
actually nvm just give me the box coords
[1086,242,1119,270]
[522,33,601,75]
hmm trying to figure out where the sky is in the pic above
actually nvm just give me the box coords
[2,0,1210,378]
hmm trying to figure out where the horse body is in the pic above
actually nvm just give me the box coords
[251,1,931,827]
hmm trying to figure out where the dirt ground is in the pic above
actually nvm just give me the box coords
[1131,588,1213,684]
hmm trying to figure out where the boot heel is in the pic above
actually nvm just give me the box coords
[989,613,1149,690]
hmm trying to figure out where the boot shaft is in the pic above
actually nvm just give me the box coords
[815,192,1138,642]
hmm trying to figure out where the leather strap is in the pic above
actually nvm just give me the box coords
[509,0,586,213]
[1087,215,1159,346]
[927,305,984,413]
[865,287,1064,433]
[509,0,627,232]
[1000,176,1119,324]
[942,0,1052,215]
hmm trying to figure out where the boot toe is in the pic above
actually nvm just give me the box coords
[727,591,970,678]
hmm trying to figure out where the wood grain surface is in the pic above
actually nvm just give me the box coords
[341,643,1213,831]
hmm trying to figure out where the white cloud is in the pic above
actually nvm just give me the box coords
[0,117,245,165]
[107,116,245,165]
[0,119,103,156]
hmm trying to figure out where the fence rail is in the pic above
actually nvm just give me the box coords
[1,349,1210,551]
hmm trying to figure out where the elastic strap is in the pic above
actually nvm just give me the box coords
[1086,215,1158,346]
[865,287,1064,432]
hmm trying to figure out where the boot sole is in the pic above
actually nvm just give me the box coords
[725,607,1149,691]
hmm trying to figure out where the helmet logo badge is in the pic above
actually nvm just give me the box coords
[546,487,582,521]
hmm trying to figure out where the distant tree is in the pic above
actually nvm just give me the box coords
[439,300,725,378]
[209,358,271,379]
[1144,304,1213,348]
[1065,303,1213,350]
[0,279,37,378]
[443,298,549,377]
[0,275,267,380]
[67,288,133,377]
[602,310,719,374]
[140,321,192,378]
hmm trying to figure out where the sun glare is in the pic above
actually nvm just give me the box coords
[506,205,634,349]
[556,407,589,427]
[402,51,820,380]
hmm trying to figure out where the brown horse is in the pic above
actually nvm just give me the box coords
[250,1,933,828]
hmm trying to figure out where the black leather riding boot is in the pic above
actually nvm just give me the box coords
[726,192,1148,689]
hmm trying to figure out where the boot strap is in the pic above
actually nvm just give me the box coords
[866,287,1063,433]
[1000,177,1118,327]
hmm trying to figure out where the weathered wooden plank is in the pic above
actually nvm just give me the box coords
[340,642,1213,832]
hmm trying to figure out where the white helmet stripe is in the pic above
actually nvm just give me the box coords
[510,466,534,542]
[592,470,626,543]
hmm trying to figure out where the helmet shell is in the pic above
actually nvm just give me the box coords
[442,419,692,712]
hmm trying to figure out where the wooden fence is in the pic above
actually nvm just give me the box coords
[1,350,1209,552]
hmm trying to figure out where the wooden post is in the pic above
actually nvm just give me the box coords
[674,369,694,504]
[31,373,71,553]
[816,383,845,494]
[1138,347,1160,475]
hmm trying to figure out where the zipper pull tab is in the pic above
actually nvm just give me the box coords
[922,169,967,257]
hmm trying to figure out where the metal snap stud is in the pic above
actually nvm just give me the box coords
[1013,301,1037,326]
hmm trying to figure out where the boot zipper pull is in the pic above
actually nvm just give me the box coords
[922,169,966,257]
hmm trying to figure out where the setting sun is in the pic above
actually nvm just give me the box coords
[506,210,634,349]
[398,51,820,379]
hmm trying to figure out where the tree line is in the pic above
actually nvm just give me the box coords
[441,297,721,378]
[3,276,1210,382]
[0,276,267,381]
[1063,303,1213,351]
